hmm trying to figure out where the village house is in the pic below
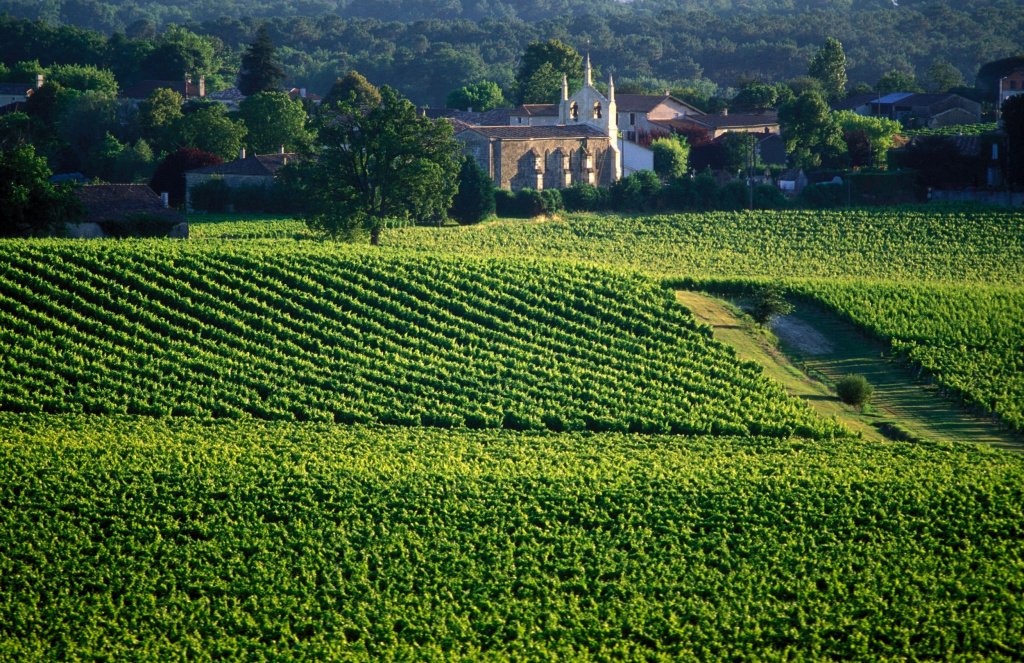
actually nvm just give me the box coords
[120,77,206,103]
[69,184,186,238]
[183,147,296,211]
[834,92,981,128]
[0,74,45,109]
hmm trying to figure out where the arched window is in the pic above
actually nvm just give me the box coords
[570,102,578,121]
[593,102,602,119]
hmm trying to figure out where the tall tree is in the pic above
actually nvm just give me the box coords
[446,81,506,112]
[299,84,460,244]
[322,71,382,111]
[835,111,901,169]
[807,37,847,101]
[238,25,285,96]
[515,40,582,104]
[1002,95,1024,188]
[174,104,247,161]
[449,156,495,225]
[0,144,80,236]
[237,91,313,154]
[876,69,921,94]
[651,135,689,180]
[778,90,844,169]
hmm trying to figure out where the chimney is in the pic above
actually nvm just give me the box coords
[198,75,206,97]
[240,147,246,159]
[184,77,191,100]
[279,145,285,155]
[468,106,473,113]
[720,108,729,116]
[161,192,169,209]
[35,73,44,89]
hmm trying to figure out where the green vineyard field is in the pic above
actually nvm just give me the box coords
[0,241,841,438]
[1,416,1022,660]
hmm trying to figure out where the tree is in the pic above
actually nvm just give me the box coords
[731,83,780,113]
[238,25,285,96]
[835,111,901,169]
[807,37,847,101]
[449,156,495,225]
[718,132,759,174]
[175,104,247,161]
[925,61,964,93]
[46,63,118,96]
[149,147,222,207]
[749,285,793,324]
[300,85,460,244]
[137,87,183,153]
[446,81,506,112]
[836,375,874,407]
[651,135,689,180]
[237,91,313,154]
[897,136,979,190]
[143,25,219,81]
[876,69,921,94]
[0,144,80,236]
[778,91,844,169]
[322,71,382,111]
[516,40,583,104]
[1002,95,1024,188]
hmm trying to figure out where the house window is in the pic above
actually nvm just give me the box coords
[992,144,999,160]
[629,112,636,126]
[593,102,602,119]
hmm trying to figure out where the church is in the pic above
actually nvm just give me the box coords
[455,56,623,191]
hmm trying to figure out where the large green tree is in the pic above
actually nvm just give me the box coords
[516,40,583,104]
[1002,94,1024,188]
[807,37,847,101]
[779,91,845,169]
[175,103,247,161]
[300,83,460,244]
[237,25,285,96]
[137,87,183,153]
[0,144,80,236]
[835,111,901,169]
[237,91,313,154]
[446,81,506,112]
[322,71,382,111]
[651,135,690,180]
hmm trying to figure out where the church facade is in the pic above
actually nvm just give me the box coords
[456,57,622,191]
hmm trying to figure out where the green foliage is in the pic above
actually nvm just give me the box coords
[46,63,118,95]
[149,147,222,207]
[449,156,495,225]
[875,69,922,94]
[560,182,607,212]
[237,91,313,154]
[836,374,874,406]
[237,24,284,96]
[903,123,996,138]
[445,81,505,112]
[175,103,247,161]
[651,135,689,180]
[0,144,80,236]
[778,91,845,169]
[835,111,902,170]
[610,170,662,212]
[322,71,383,111]
[0,244,839,438]
[189,177,232,212]
[749,284,793,323]
[516,39,582,104]
[300,85,460,243]
[924,61,964,93]
[1002,95,1024,188]
[137,87,183,153]
[895,136,980,190]
[807,37,847,101]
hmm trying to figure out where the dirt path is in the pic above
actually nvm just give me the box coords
[676,291,1022,450]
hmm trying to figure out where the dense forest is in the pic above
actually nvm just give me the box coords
[0,0,1021,107]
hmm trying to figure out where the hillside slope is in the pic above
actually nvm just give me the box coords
[0,241,842,438]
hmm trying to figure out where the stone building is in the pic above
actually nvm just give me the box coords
[183,148,296,211]
[457,56,621,190]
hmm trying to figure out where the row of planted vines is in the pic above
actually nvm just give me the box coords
[0,241,842,438]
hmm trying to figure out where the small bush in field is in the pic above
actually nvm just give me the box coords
[837,374,874,406]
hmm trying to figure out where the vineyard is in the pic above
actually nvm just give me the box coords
[0,240,841,438]
[2,415,1022,660]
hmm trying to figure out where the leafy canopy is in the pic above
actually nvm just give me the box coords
[300,81,460,244]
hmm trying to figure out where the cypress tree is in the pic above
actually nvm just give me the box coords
[238,25,285,96]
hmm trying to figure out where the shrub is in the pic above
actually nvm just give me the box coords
[610,170,662,211]
[837,374,874,407]
[231,184,270,213]
[449,156,495,225]
[494,189,517,216]
[539,188,563,214]
[799,182,845,209]
[189,178,232,212]
[718,180,749,211]
[752,183,788,209]
[562,182,607,211]
[749,285,793,324]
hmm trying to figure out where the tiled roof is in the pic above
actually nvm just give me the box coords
[186,153,299,177]
[513,104,559,117]
[0,83,33,96]
[74,184,182,224]
[425,108,513,126]
[207,87,245,102]
[658,112,778,131]
[832,93,878,111]
[458,125,608,140]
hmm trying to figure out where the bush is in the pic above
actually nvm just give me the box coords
[562,182,607,211]
[189,178,232,212]
[661,176,697,210]
[718,180,749,211]
[449,156,495,225]
[539,188,563,214]
[494,188,546,218]
[752,183,788,209]
[749,285,793,324]
[231,184,270,213]
[799,182,845,209]
[837,374,874,407]
[610,170,662,211]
